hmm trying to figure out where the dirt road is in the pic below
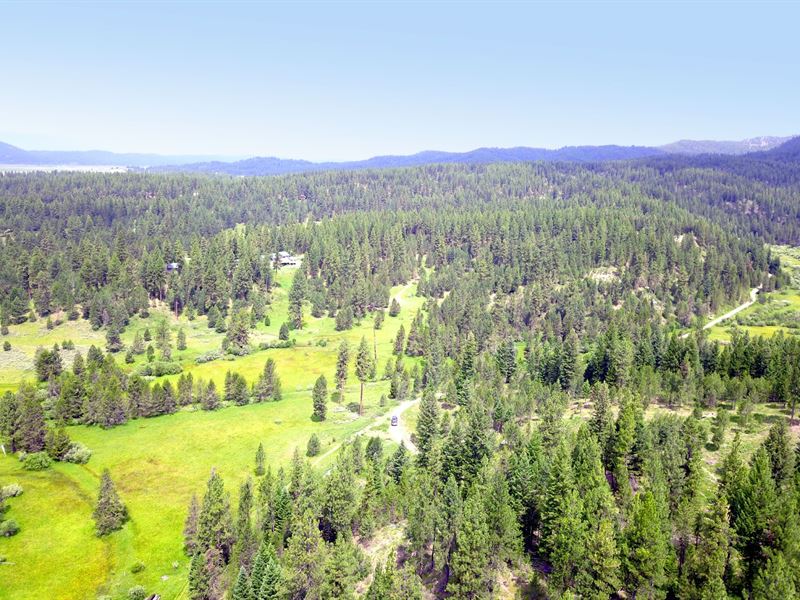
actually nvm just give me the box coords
[703,286,761,330]
[385,397,419,452]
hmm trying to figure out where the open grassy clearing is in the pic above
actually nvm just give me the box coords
[0,270,425,600]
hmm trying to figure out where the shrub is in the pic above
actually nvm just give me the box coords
[195,350,223,364]
[3,341,10,351]
[127,586,146,600]
[224,344,251,357]
[137,361,182,377]
[258,340,295,351]
[63,442,92,464]
[1,484,23,499]
[22,452,52,471]
[0,519,20,537]
[130,561,146,574]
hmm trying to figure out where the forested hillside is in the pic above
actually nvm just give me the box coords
[1,154,799,599]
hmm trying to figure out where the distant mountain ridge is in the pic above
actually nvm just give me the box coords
[149,145,667,176]
[659,136,791,155]
[0,141,235,167]
[1,135,797,175]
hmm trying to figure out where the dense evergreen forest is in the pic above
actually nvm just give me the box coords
[2,147,800,599]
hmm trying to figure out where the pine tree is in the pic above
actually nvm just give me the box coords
[177,327,187,351]
[763,418,795,488]
[255,542,282,599]
[155,318,172,360]
[231,566,254,600]
[448,486,491,599]
[93,469,128,536]
[416,388,440,467]
[320,536,362,599]
[282,508,324,599]
[355,337,373,416]
[288,268,306,329]
[184,494,200,555]
[436,474,462,580]
[44,424,71,460]
[365,559,397,600]
[733,447,778,586]
[255,442,266,476]
[335,306,354,331]
[541,441,586,592]
[495,339,517,383]
[196,469,235,561]
[0,391,19,452]
[307,433,321,457]
[623,490,670,598]
[320,452,356,542]
[312,374,327,421]
[250,540,272,595]
[387,441,408,483]
[201,380,221,411]
[751,551,796,600]
[388,298,400,317]
[233,477,257,571]
[254,358,279,402]
[14,384,46,452]
[393,324,405,356]
[225,309,251,354]
[188,551,210,600]
[335,341,350,402]
[484,467,523,567]
[559,331,579,392]
[678,491,732,600]
[577,517,622,599]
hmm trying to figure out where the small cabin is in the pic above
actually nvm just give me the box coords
[273,251,298,267]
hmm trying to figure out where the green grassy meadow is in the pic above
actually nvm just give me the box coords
[705,245,800,342]
[0,268,425,600]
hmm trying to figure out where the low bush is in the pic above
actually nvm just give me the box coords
[258,339,296,351]
[224,344,251,357]
[22,452,52,471]
[137,361,183,377]
[130,561,146,574]
[63,442,92,464]
[195,350,223,364]
[127,587,146,600]
[1,483,23,499]
[0,519,20,537]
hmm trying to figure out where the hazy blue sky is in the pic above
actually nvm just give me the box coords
[1,1,798,160]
